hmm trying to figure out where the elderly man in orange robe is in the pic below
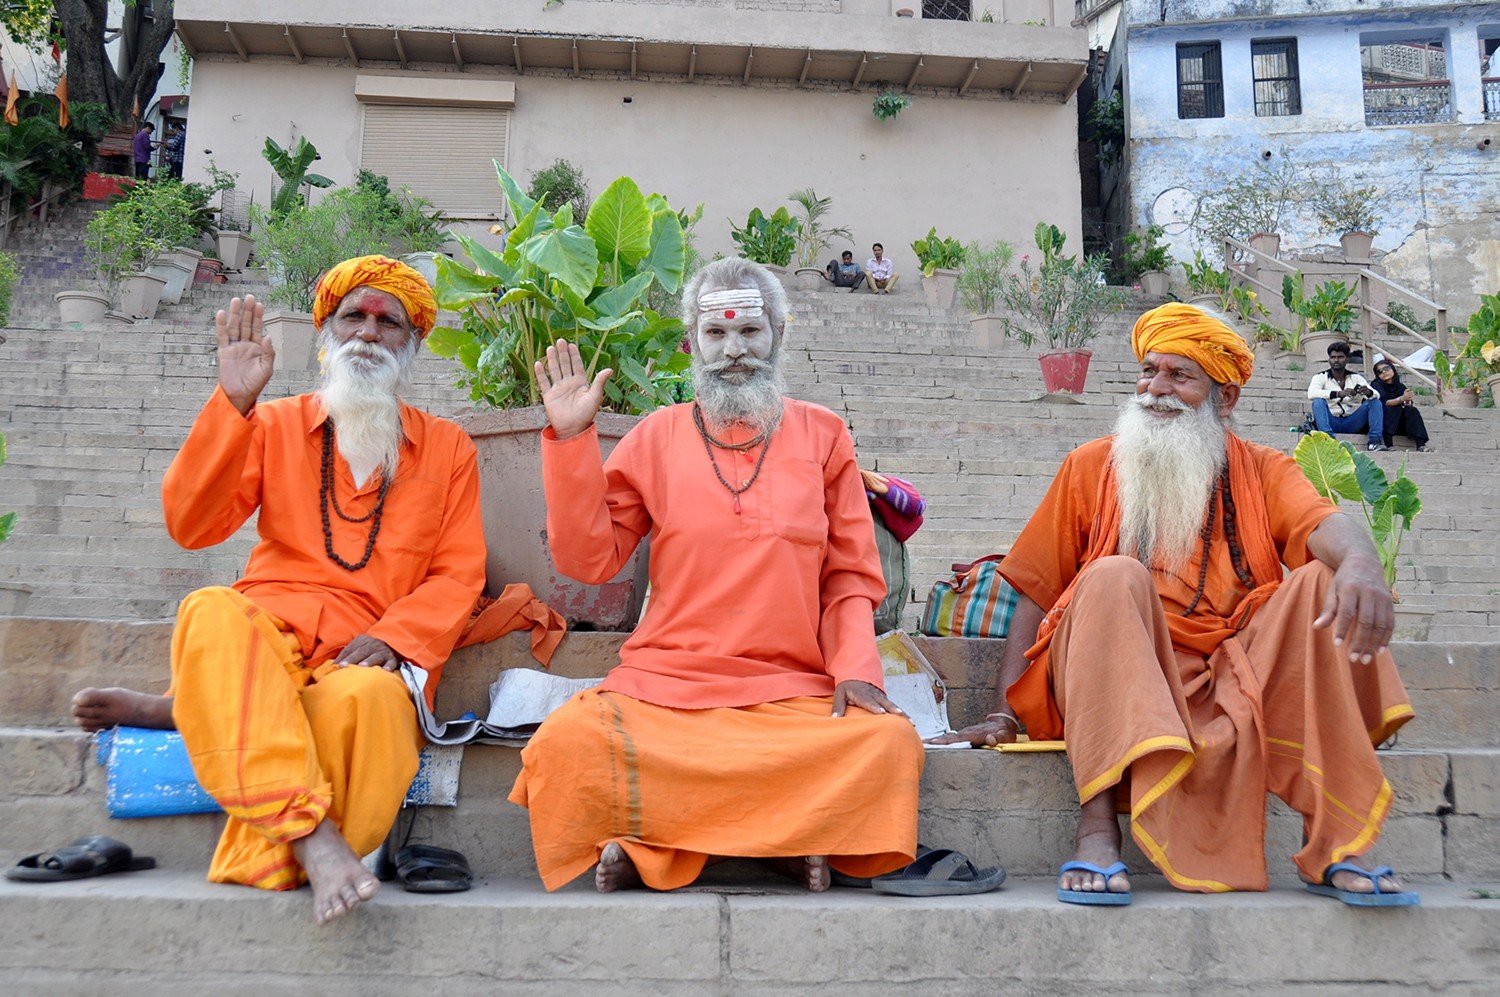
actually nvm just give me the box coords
[510,257,924,893]
[936,303,1416,907]
[72,258,501,925]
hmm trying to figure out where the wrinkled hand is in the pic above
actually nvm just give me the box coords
[336,634,402,671]
[926,716,1020,748]
[216,294,273,415]
[831,680,906,719]
[534,338,613,441]
[1313,554,1394,664]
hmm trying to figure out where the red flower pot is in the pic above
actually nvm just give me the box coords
[1039,349,1092,394]
[194,258,226,283]
[83,172,134,201]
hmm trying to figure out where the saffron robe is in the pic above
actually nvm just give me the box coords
[510,401,923,890]
[1000,435,1414,891]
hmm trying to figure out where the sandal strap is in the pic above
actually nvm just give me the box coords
[1322,862,1396,894]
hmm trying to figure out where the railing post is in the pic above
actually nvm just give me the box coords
[1436,308,1449,353]
[1358,272,1373,364]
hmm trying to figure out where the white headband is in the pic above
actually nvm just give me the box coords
[698,288,764,321]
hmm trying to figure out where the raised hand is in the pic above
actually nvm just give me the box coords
[216,295,274,415]
[534,338,613,441]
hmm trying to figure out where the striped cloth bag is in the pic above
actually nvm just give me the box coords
[918,554,1020,638]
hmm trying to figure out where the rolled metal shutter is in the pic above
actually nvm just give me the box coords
[360,104,509,219]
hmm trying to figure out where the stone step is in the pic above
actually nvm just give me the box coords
[1,872,1495,993]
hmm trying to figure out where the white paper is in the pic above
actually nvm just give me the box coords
[486,668,603,729]
[883,671,952,741]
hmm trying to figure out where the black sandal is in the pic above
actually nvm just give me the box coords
[6,836,156,883]
[394,844,473,893]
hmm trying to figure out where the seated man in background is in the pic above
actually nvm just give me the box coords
[512,257,923,893]
[865,243,897,294]
[72,258,491,925]
[826,250,864,291]
[1308,340,1386,451]
[935,304,1415,908]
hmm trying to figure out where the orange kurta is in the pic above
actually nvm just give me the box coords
[1000,435,1413,891]
[510,400,922,890]
[161,387,487,888]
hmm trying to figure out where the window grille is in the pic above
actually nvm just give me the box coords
[1361,37,1451,126]
[1177,42,1224,119]
[922,1,972,21]
[1252,38,1301,116]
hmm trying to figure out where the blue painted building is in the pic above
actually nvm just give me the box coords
[1094,0,1500,313]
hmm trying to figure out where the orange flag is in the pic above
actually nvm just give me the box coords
[4,72,18,126]
[131,94,140,121]
[55,75,68,128]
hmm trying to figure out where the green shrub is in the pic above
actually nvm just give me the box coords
[956,240,1014,313]
[0,251,20,326]
[1118,224,1172,282]
[527,159,591,219]
[911,228,967,277]
[729,206,798,267]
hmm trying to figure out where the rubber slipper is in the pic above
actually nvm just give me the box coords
[1305,862,1419,907]
[1057,860,1131,906]
[6,835,156,883]
[831,844,933,889]
[394,844,473,893]
[869,848,1006,897]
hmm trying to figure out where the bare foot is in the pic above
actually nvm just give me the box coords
[71,688,175,733]
[763,855,831,893]
[290,820,380,925]
[595,841,642,893]
[1058,822,1131,897]
[1306,861,1404,894]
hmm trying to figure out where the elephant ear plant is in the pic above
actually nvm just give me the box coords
[429,164,692,414]
[1294,431,1421,593]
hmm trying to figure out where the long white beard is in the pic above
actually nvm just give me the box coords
[316,333,416,487]
[1111,392,1228,573]
[691,352,786,437]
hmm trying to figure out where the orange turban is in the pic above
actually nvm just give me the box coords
[311,255,437,337]
[1131,303,1255,385]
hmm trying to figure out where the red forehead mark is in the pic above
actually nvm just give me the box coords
[724,309,736,319]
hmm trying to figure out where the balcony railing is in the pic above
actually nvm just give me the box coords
[1075,0,1123,20]
[1363,80,1454,126]
[1485,78,1500,121]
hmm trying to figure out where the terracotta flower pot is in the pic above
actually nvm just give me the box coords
[1439,387,1480,409]
[969,314,1008,351]
[1301,330,1343,369]
[921,269,960,309]
[459,407,650,630]
[262,311,318,371]
[1138,270,1170,297]
[1340,231,1375,261]
[215,229,254,270]
[194,258,225,284]
[119,271,168,320]
[55,289,110,324]
[1487,372,1500,406]
[1039,348,1092,394]
[793,267,825,291]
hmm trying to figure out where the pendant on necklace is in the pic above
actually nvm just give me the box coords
[733,494,742,515]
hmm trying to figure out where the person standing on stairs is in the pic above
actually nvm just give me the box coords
[932,303,1418,908]
[69,257,561,925]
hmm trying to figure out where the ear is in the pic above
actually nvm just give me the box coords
[1217,382,1242,419]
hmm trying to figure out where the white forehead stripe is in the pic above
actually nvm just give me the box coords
[698,288,764,320]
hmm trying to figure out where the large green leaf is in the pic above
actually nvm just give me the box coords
[0,511,13,546]
[495,161,538,220]
[455,234,515,280]
[425,326,475,360]
[433,256,501,309]
[1293,432,1361,503]
[507,203,545,255]
[1382,474,1422,526]
[590,272,655,319]
[521,224,600,300]
[586,176,653,272]
[641,209,686,294]
[1348,446,1390,506]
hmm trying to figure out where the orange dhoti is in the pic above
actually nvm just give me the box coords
[1046,556,1413,892]
[168,586,421,890]
[509,690,924,891]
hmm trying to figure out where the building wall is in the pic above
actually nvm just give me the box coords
[183,58,1082,274]
[1122,8,1500,314]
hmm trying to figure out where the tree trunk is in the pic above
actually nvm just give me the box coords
[55,0,176,122]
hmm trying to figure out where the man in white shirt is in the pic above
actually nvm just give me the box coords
[865,243,898,294]
[1307,340,1387,451]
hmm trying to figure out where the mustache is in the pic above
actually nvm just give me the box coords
[701,355,774,376]
[1131,393,1193,413]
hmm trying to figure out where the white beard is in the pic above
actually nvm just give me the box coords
[691,351,786,437]
[1111,391,1228,573]
[316,332,416,487]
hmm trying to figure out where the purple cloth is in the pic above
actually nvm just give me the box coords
[133,130,153,163]
[868,474,925,543]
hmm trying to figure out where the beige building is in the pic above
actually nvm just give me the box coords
[172,0,1088,266]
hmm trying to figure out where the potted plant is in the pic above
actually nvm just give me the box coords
[429,166,691,629]
[1432,350,1480,409]
[1462,292,1500,404]
[1251,321,1283,364]
[0,250,20,329]
[1120,224,1172,297]
[127,181,204,305]
[1182,251,1231,306]
[787,188,852,291]
[263,135,335,217]
[1194,153,1308,261]
[1313,174,1382,262]
[911,227,967,308]
[1283,273,1355,367]
[729,205,798,289]
[74,195,169,322]
[997,223,1127,393]
[957,240,1015,348]
[211,162,256,269]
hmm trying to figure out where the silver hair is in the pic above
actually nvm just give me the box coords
[681,257,788,346]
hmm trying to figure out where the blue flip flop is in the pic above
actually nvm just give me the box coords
[1057,860,1131,906]
[1305,862,1420,907]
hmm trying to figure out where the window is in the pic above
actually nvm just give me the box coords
[360,105,510,219]
[922,1,971,20]
[1360,35,1451,125]
[1251,38,1301,116]
[1483,36,1500,121]
[1176,42,1224,119]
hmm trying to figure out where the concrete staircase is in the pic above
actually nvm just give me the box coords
[2,221,1499,990]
